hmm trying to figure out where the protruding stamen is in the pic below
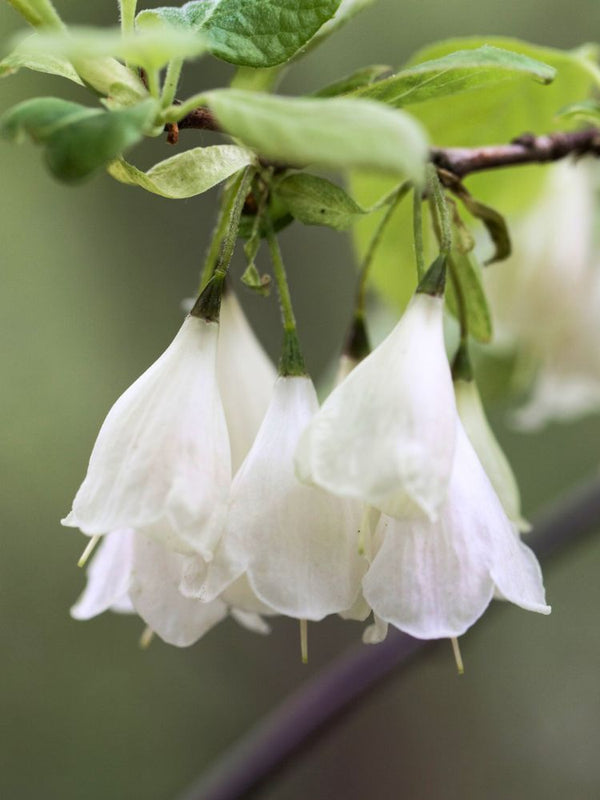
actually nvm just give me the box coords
[139,627,155,650]
[300,619,308,664]
[451,636,465,675]
[77,535,100,568]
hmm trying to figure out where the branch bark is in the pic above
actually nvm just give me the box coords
[177,477,600,800]
[170,107,600,178]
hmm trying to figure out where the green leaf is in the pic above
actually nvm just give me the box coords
[205,89,429,183]
[276,173,365,229]
[353,45,556,107]
[454,189,512,264]
[314,65,390,98]
[0,35,83,84]
[1,97,157,182]
[107,145,254,198]
[446,250,493,344]
[12,25,206,72]
[558,99,600,124]
[137,0,343,67]
[351,38,600,314]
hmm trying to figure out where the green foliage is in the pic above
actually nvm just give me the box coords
[558,99,600,124]
[11,25,207,72]
[0,97,157,181]
[353,45,556,106]
[107,146,255,198]
[205,89,429,183]
[352,37,598,314]
[0,35,83,84]
[303,0,377,53]
[137,0,343,67]
[446,250,493,343]
[276,173,365,230]
[314,65,391,98]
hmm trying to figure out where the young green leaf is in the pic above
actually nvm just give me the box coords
[137,0,343,67]
[107,145,254,198]
[558,99,600,124]
[12,25,207,71]
[314,65,391,98]
[446,250,493,344]
[0,35,83,84]
[276,173,365,229]
[353,45,555,107]
[204,89,428,183]
[1,97,157,182]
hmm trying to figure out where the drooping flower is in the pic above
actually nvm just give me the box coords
[71,530,270,647]
[454,376,529,532]
[191,375,367,621]
[362,419,550,640]
[295,291,456,520]
[217,287,276,472]
[62,301,231,561]
[483,161,600,426]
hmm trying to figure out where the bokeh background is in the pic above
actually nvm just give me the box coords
[2,1,600,798]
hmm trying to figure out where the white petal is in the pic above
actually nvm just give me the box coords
[63,317,231,559]
[130,534,227,647]
[363,421,549,639]
[296,294,456,520]
[213,376,366,620]
[363,512,495,639]
[217,290,276,473]
[511,369,600,431]
[71,529,135,620]
[455,379,529,531]
[362,615,389,644]
[230,609,271,635]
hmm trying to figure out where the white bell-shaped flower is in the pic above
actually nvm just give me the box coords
[62,313,231,560]
[454,377,529,532]
[362,419,550,640]
[295,293,456,520]
[196,375,367,620]
[72,530,270,646]
[217,288,276,472]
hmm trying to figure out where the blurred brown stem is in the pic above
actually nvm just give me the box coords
[177,477,600,800]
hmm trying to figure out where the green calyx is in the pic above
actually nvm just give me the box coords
[343,313,371,362]
[416,253,447,297]
[279,328,306,377]
[190,273,224,322]
[451,341,474,382]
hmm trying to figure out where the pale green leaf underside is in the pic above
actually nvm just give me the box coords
[558,99,600,124]
[276,173,365,229]
[205,89,428,183]
[303,0,377,52]
[11,26,207,71]
[354,45,556,106]
[107,145,254,198]
[137,0,342,67]
[0,36,83,84]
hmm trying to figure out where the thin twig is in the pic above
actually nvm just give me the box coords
[177,477,600,800]
[169,105,600,178]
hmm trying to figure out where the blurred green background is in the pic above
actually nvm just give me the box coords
[1,1,600,798]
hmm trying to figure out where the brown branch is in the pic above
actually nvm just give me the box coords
[170,106,600,177]
[431,129,600,179]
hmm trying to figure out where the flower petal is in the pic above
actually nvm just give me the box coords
[217,289,276,473]
[130,534,227,647]
[296,294,456,520]
[211,376,366,620]
[71,529,135,620]
[63,317,231,559]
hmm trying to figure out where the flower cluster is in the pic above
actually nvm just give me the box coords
[65,278,550,651]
